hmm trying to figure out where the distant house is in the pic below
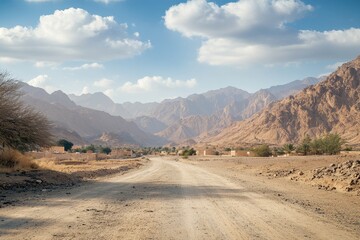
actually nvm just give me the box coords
[111,149,135,158]
[197,149,217,156]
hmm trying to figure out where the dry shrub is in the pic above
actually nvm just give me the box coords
[0,147,38,170]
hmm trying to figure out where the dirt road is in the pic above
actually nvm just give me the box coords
[0,157,358,239]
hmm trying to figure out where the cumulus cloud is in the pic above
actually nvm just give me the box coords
[120,76,197,93]
[0,8,151,63]
[93,78,114,88]
[164,0,360,66]
[28,75,55,93]
[63,62,104,71]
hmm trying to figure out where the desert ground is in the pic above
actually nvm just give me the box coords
[0,155,359,239]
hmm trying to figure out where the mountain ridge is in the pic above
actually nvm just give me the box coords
[202,56,360,147]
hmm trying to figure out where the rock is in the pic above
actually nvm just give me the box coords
[298,171,304,176]
[35,180,42,184]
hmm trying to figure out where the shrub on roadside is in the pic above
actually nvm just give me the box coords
[0,147,38,170]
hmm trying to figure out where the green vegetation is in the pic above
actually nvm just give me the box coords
[283,143,295,154]
[57,139,73,151]
[181,148,196,158]
[101,147,112,155]
[253,144,271,157]
[73,145,112,154]
[296,134,343,155]
[296,135,312,155]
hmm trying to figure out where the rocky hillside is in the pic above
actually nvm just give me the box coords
[203,56,360,147]
[67,77,321,144]
[266,77,321,99]
[20,83,166,147]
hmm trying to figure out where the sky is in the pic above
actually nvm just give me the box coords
[0,0,360,103]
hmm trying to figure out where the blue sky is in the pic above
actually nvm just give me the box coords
[0,0,360,103]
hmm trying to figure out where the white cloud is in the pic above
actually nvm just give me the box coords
[120,76,197,93]
[326,61,345,71]
[94,0,124,4]
[81,86,90,95]
[164,0,360,66]
[93,78,114,88]
[0,57,19,63]
[63,62,104,71]
[34,61,58,68]
[28,75,55,93]
[0,8,151,63]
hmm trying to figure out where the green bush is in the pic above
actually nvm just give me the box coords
[283,143,294,154]
[253,145,271,157]
[296,135,311,155]
[297,133,343,155]
[57,139,73,151]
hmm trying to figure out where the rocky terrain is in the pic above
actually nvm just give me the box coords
[203,56,360,147]
[0,158,144,208]
[2,155,359,239]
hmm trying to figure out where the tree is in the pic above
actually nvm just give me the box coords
[253,145,271,157]
[0,72,52,152]
[296,135,311,155]
[101,147,112,155]
[85,144,96,153]
[181,148,196,157]
[310,138,323,155]
[57,139,73,151]
[321,133,343,155]
[283,143,294,154]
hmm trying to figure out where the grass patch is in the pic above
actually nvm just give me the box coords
[0,148,38,171]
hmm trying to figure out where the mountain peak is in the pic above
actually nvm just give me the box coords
[203,55,360,147]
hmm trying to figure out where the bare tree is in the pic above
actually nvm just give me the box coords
[0,72,52,152]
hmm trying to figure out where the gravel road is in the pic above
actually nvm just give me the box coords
[0,157,358,239]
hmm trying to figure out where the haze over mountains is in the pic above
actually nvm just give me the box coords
[203,56,360,147]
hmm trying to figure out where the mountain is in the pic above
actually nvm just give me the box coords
[68,92,130,118]
[91,132,140,147]
[133,116,168,134]
[51,127,88,145]
[121,102,159,119]
[62,77,321,144]
[156,89,277,143]
[266,77,321,99]
[203,56,360,147]
[152,86,250,124]
[69,92,159,119]
[20,83,167,147]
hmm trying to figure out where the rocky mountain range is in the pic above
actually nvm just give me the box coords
[19,74,324,146]
[69,78,320,143]
[19,83,167,147]
[202,56,360,147]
